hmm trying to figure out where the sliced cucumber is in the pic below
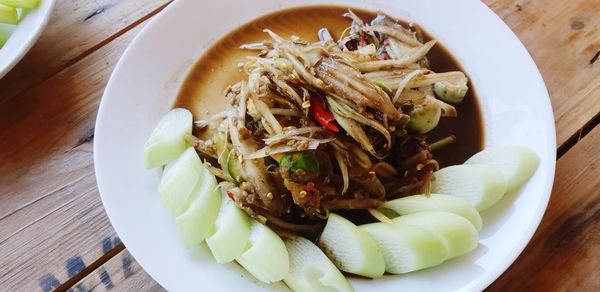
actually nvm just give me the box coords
[158,147,203,215]
[206,189,251,263]
[226,149,243,182]
[236,221,289,283]
[0,28,7,48]
[431,164,507,211]
[393,211,478,259]
[175,168,222,248]
[318,213,385,278]
[144,108,193,169]
[380,194,482,230]
[0,0,40,9]
[284,236,354,292]
[359,222,447,274]
[433,81,467,104]
[0,4,18,24]
[407,102,442,134]
[465,145,540,192]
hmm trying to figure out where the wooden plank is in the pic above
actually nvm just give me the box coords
[0,0,171,105]
[0,20,149,292]
[71,249,165,292]
[489,124,600,290]
[0,168,117,292]
[483,0,600,147]
[0,21,146,238]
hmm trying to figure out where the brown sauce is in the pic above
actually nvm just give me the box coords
[174,5,483,168]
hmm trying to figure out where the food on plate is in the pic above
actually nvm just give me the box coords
[360,219,447,274]
[318,213,385,278]
[433,80,468,104]
[143,6,541,290]
[393,211,479,259]
[465,145,540,192]
[0,28,8,47]
[144,108,192,168]
[0,0,41,9]
[158,146,204,215]
[236,220,289,283]
[174,156,222,248]
[380,194,482,230]
[431,164,507,211]
[0,4,18,25]
[206,184,252,263]
[176,7,482,243]
[284,236,353,292]
[0,0,41,49]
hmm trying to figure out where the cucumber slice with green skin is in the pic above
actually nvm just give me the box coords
[433,81,467,104]
[432,164,507,211]
[393,211,478,260]
[236,221,289,283]
[380,194,482,230]
[465,145,540,192]
[0,4,18,24]
[158,147,203,215]
[318,213,385,278]
[144,108,193,169]
[284,236,354,292]
[226,149,243,182]
[359,222,447,274]
[175,168,222,248]
[0,28,7,48]
[407,102,442,134]
[0,0,40,9]
[206,189,251,264]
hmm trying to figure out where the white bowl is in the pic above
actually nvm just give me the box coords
[94,0,556,291]
[0,0,55,78]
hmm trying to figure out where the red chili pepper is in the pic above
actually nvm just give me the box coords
[306,182,318,193]
[226,191,234,201]
[360,32,366,47]
[309,93,339,132]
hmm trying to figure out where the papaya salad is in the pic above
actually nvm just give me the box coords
[184,10,470,238]
[143,7,542,288]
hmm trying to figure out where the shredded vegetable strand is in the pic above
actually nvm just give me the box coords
[262,127,327,144]
[254,98,283,134]
[393,70,424,103]
[332,145,350,194]
[353,40,436,72]
[327,95,391,149]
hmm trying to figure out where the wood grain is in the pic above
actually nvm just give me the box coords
[0,20,148,292]
[72,249,165,292]
[488,122,600,291]
[483,0,600,148]
[0,0,171,105]
[0,0,598,291]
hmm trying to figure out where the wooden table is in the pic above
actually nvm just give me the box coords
[0,0,598,291]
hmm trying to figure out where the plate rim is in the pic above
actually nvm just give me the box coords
[0,0,57,78]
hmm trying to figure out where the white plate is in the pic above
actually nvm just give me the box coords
[0,0,55,78]
[94,0,556,291]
